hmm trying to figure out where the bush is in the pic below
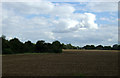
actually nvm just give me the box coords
[3,48,13,54]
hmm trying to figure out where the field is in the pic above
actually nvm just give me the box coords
[2,50,119,76]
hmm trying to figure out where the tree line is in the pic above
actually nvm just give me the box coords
[1,35,62,54]
[62,43,120,50]
[0,35,120,54]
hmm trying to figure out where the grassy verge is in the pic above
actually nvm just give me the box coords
[2,52,62,56]
[63,49,119,52]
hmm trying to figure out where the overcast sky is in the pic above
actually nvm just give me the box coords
[1,0,118,46]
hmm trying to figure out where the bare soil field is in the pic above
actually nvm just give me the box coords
[2,50,119,76]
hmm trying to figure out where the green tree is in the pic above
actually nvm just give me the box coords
[112,44,118,50]
[2,35,13,54]
[9,38,25,54]
[103,46,112,50]
[35,40,45,53]
[52,41,62,53]
[61,43,67,49]
[24,41,35,53]
[83,45,95,50]
[118,45,120,50]
[96,45,103,50]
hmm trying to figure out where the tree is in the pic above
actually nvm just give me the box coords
[76,46,81,49]
[44,43,52,52]
[35,40,46,53]
[2,36,64,54]
[103,46,112,50]
[0,37,1,54]
[112,44,119,50]
[24,41,35,53]
[9,38,25,53]
[118,45,120,50]
[90,45,96,49]
[66,44,73,49]
[2,36,13,54]
[61,43,67,49]
[52,41,62,53]
[96,45,103,50]
[83,45,95,50]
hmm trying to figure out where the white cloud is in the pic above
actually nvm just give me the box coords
[52,13,98,33]
[3,1,75,17]
[52,18,79,33]
[108,38,112,42]
[2,2,98,33]
[86,2,118,12]
[2,2,98,41]
[44,32,55,40]
[54,25,118,46]
[83,13,98,29]
[100,17,118,23]
[2,1,117,46]
[100,17,109,21]
[2,0,119,2]
[51,0,119,2]
[51,5,75,17]
[3,2,54,15]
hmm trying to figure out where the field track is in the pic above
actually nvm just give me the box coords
[2,50,119,76]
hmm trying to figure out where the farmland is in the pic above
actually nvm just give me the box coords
[2,50,119,76]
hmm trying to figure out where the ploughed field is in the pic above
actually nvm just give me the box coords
[2,50,119,76]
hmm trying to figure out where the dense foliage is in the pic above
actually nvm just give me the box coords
[1,36,62,54]
[82,44,120,50]
[62,43,120,50]
[0,35,120,54]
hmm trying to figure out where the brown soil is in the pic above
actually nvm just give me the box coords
[2,50,119,76]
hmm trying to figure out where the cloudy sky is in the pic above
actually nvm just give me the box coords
[1,0,118,46]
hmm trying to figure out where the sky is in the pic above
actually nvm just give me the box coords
[1,0,119,46]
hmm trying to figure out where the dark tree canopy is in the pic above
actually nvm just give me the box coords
[24,41,35,53]
[52,41,62,53]
[1,36,63,54]
[83,45,96,50]
[96,45,104,50]
[112,44,119,50]
[35,40,46,53]
[9,38,25,53]
[2,36,13,54]
[1,35,120,54]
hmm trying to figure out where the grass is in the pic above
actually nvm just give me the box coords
[63,49,119,53]
[2,49,119,56]
[2,52,62,56]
